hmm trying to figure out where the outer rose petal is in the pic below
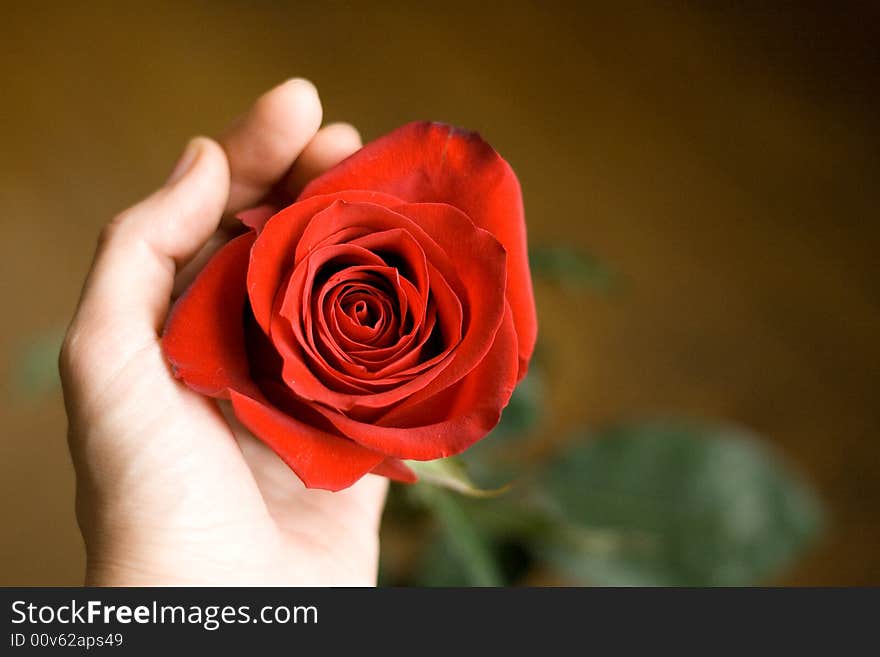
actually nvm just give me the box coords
[299,121,536,379]
[236,203,280,232]
[163,233,260,398]
[162,234,393,491]
[371,458,418,483]
[229,390,387,491]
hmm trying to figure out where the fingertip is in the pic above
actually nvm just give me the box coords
[278,77,320,103]
[278,77,320,100]
[283,122,363,196]
[165,135,229,185]
[192,135,230,171]
[161,136,230,237]
[256,78,323,132]
[320,122,363,149]
[188,136,231,192]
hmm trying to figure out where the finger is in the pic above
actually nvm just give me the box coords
[281,122,363,198]
[173,122,363,298]
[73,137,230,345]
[221,78,323,214]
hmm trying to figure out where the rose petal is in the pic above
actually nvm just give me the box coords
[299,121,536,379]
[162,233,260,398]
[347,228,430,300]
[377,202,509,411]
[163,235,388,491]
[236,203,280,232]
[371,458,418,483]
[248,190,404,336]
[229,389,386,491]
[313,305,519,460]
[266,201,504,414]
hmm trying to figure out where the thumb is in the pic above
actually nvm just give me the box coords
[71,137,230,351]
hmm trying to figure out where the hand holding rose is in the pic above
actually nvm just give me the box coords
[61,81,388,585]
[60,79,534,585]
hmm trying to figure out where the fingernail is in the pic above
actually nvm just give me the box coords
[166,138,202,185]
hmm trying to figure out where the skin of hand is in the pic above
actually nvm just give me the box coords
[59,79,389,586]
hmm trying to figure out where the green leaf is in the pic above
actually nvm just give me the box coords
[407,458,509,498]
[537,421,824,586]
[529,245,619,294]
[415,488,505,586]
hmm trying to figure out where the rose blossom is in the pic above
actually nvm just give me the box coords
[162,121,536,490]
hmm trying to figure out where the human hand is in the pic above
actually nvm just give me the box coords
[59,80,387,586]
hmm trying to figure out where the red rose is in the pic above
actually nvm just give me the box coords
[162,122,537,491]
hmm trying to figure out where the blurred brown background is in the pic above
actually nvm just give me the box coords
[1,1,878,585]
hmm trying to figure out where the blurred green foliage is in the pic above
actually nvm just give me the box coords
[536,422,823,586]
[387,419,823,587]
